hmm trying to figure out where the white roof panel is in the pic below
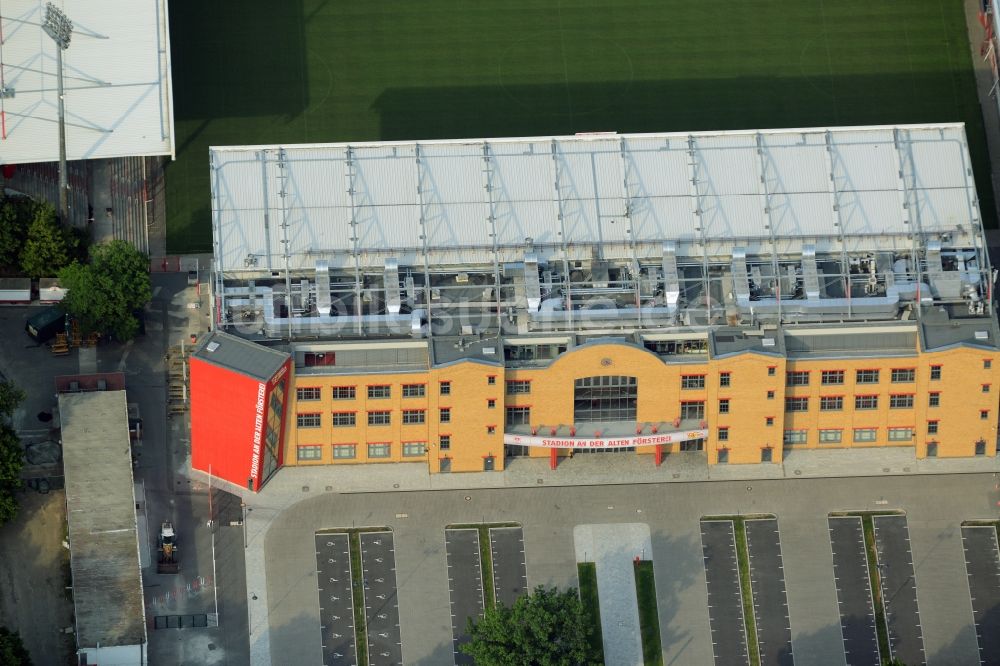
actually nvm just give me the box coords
[210,124,986,272]
[0,0,174,164]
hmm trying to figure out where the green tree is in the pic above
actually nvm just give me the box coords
[0,380,24,525]
[0,626,32,665]
[0,197,29,271]
[58,240,152,341]
[19,202,75,278]
[462,586,601,666]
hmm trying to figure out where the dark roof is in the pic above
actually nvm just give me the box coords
[193,331,289,381]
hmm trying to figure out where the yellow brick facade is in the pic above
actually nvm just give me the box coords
[281,341,999,472]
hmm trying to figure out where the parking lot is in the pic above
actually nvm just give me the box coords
[962,525,1000,665]
[828,516,881,666]
[873,515,925,665]
[444,529,484,665]
[260,474,1000,665]
[745,518,794,666]
[314,532,357,665]
[489,527,528,608]
[360,531,403,666]
[700,520,750,666]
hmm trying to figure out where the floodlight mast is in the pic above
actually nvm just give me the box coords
[42,2,72,224]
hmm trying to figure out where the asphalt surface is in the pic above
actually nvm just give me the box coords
[700,520,750,666]
[315,532,357,665]
[445,529,485,666]
[360,531,403,666]
[489,527,528,609]
[962,526,1000,666]
[828,516,880,666]
[745,519,794,666]
[873,515,925,666]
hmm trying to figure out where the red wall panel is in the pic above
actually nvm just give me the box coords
[190,357,262,490]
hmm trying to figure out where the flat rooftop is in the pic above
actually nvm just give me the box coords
[60,390,145,650]
[192,330,289,382]
[0,0,174,164]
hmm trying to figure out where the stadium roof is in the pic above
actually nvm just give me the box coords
[210,124,982,274]
[60,390,146,651]
[0,0,174,165]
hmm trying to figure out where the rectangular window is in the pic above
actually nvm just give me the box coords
[681,374,706,390]
[767,366,776,376]
[332,386,356,401]
[296,445,322,461]
[487,375,496,385]
[402,409,425,425]
[440,381,451,396]
[888,428,913,442]
[296,413,321,428]
[368,411,391,426]
[819,429,843,444]
[820,396,844,411]
[765,416,774,426]
[786,371,810,386]
[986,359,993,370]
[767,390,775,400]
[367,443,391,458]
[303,352,335,367]
[930,365,941,381]
[784,397,809,413]
[367,385,391,400]
[889,394,914,409]
[783,430,808,444]
[680,401,705,420]
[719,372,731,388]
[856,369,880,384]
[506,406,530,425]
[506,380,531,395]
[402,384,426,398]
[928,392,940,407]
[853,428,877,443]
[296,387,321,401]
[984,384,992,394]
[331,412,356,428]
[333,444,356,459]
[821,370,845,385]
[440,407,451,423]
[717,427,729,442]
[487,425,496,434]
[981,410,991,421]
[855,395,878,410]
[575,376,638,422]
[927,421,939,435]
[402,442,426,457]
[891,368,915,383]
[718,399,730,414]
[439,435,451,451]
[487,399,496,409]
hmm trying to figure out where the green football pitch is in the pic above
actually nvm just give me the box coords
[166,0,991,253]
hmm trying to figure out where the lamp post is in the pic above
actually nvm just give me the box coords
[42,2,72,224]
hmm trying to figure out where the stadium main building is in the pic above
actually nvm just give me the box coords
[190,124,1000,492]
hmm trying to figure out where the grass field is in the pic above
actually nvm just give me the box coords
[167,0,991,253]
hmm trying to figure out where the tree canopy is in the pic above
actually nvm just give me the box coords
[462,586,601,666]
[0,380,25,525]
[0,627,32,666]
[59,240,152,341]
[19,202,76,278]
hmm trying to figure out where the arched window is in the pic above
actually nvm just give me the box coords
[573,376,637,422]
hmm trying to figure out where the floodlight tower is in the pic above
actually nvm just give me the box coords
[42,2,73,224]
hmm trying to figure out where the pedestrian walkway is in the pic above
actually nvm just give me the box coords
[574,524,650,666]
